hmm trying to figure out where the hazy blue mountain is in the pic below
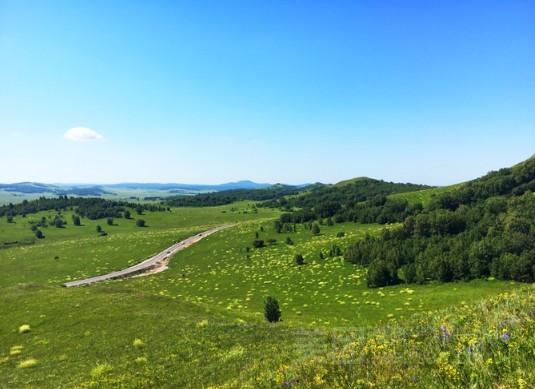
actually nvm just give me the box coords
[0,180,274,196]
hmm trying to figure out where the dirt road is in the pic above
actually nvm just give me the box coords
[63,224,233,287]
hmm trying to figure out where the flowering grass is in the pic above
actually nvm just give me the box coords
[134,356,148,365]
[90,363,113,378]
[17,358,38,369]
[132,338,144,348]
[282,287,535,388]
[18,324,30,334]
[9,346,23,356]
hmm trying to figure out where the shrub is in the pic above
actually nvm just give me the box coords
[294,254,305,266]
[54,216,66,228]
[264,296,281,323]
[136,219,146,227]
[72,215,81,226]
[367,260,399,288]
[336,231,345,237]
[328,244,343,257]
[252,239,265,248]
[311,223,321,235]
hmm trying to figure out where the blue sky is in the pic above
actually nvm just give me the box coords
[1,1,534,185]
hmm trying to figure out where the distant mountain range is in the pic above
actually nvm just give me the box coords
[105,180,273,192]
[0,180,274,197]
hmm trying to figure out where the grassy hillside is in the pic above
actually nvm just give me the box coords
[287,286,535,388]
[131,220,515,327]
[387,183,463,206]
[0,200,524,387]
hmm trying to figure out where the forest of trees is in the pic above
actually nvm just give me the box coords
[274,178,430,224]
[345,157,535,287]
[166,185,304,207]
[0,197,165,220]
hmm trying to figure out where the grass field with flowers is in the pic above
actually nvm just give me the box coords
[0,201,530,387]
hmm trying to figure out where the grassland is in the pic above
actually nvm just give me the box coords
[0,201,528,387]
[0,191,52,207]
[387,183,464,206]
[130,220,517,327]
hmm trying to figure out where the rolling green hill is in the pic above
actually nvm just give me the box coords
[1,159,534,387]
[346,156,535,288]
[0,200,525,387]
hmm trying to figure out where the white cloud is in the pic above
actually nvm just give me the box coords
[64,127,103,142]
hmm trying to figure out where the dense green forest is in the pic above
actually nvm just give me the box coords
[345,157,535,287]
[0,197,165,220]
[166,185,304,207]
[273,178,431,224]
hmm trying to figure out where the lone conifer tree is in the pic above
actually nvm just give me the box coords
[264,296,281,323]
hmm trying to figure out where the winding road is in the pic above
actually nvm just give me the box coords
[63,224,233,287]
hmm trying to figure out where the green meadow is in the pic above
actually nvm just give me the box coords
[0,202,525,387]
[387,184,464,206]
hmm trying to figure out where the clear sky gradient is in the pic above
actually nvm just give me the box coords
[1,1,534,185]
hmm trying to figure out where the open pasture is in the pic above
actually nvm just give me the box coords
[0,202,522,387]
[127,220,518,327]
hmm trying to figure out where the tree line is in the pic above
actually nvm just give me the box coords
[166,185,304,207]
[0,196,165,220]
